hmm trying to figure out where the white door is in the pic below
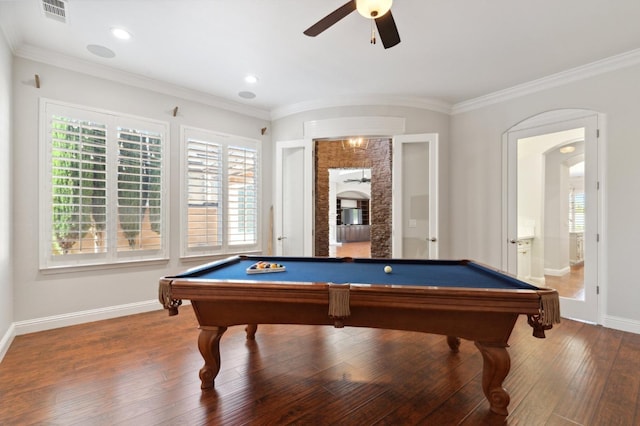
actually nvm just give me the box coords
[392,133,439,259]
[274,140,313,256]
[503,111,601,323]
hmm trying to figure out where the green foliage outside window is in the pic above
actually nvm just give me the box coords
[117,129,162,249]
[51,118,107,254]
[51,119,161,254]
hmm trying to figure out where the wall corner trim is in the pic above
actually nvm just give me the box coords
[0,323,16,363]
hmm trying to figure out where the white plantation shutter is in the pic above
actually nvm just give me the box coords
[41,100,168,269]
[569,191,585,232]
[181,127,260,257]
[227,146,258,245]
[186,138,223,250]
[50,115,108,255]
[116,127,163,251]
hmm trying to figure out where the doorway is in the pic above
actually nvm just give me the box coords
[329,168,372,258]
[314,138,392,258]
[503,110,601,323]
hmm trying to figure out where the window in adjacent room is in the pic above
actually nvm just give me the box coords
[569,188,585,233]
[40,99,168,269]
[181,126,260,257]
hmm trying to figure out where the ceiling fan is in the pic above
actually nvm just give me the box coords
[344,169,371,184]
[304,0,401,49]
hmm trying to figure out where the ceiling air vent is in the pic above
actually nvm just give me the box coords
[42,0,67,23]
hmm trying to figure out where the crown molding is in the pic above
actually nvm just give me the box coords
[14,44,271,121]
[452,48,640,115]
[270,94,452,120]
[12,42,640,122]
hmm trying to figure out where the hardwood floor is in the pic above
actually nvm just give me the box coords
[1,306,639,425]
[545,264,585,300]
[330,241,371,258]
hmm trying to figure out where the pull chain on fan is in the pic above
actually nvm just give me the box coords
[371,19,376,44]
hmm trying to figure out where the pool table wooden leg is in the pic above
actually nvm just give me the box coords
[446,336,461,352]
[198,326,227,389]
[474,341,511,416]
[245,324,258,340]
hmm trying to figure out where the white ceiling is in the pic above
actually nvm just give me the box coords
[1,0,640,118]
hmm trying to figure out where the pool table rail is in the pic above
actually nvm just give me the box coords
[160,276,557,336]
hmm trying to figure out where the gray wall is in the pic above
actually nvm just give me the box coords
[0,31,13,357]
[450,63,640,329]
[10,57,271,323]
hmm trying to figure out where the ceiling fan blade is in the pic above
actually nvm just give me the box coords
[375,10,401,49]
[304,1,356,37]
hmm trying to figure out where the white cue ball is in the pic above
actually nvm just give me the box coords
[384,265,392,273]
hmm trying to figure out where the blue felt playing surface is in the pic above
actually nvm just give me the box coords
[175,257,539,291]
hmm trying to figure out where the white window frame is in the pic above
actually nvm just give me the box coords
[39,99,169,270]
[180,126,261,258]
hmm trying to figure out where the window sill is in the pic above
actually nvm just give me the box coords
[39,257,170,275]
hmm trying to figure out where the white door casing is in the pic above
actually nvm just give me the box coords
[502,109,603,323]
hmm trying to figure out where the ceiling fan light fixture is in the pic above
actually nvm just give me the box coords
[356,0,393,19]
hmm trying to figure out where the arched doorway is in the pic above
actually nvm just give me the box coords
[503,109,603,323]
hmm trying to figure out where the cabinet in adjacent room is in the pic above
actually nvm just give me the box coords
[517,238,532,280]
[570,232,584,265]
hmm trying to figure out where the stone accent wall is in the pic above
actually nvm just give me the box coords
[315,139,392,258]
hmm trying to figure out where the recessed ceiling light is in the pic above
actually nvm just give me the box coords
[238,91,256,99]
[559,145,576,154]
[244,75,259,84]
[111,27,131,40]
[87,44,115,58]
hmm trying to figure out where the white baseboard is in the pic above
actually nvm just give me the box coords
[1,299,190,363]
[603,315,640,335]
[0,322,16,363]
[13,299,162,336]
[544,266,571,276]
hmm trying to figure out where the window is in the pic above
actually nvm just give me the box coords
[227,146,258,245]
[569,189,585,232]
[41,100,168,269]
[182,126,260,257]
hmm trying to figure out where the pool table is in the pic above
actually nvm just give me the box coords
[159,255,560,416]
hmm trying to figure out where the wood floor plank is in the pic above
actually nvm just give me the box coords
[490,319,584,419]
[549,324,623,424]
[590,331,640,425]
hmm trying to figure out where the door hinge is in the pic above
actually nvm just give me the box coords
[597,234,600,242]
[597,286,600,295]
[596,181,600,190]
[597,129,600,138]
